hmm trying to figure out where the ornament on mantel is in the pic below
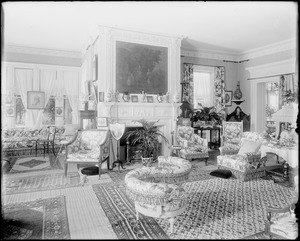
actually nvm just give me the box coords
[105,88,113,102]
[173,92,180,103]
[233,81,243,100]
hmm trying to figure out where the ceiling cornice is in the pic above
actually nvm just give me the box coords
[181,38,297,62]
[238,38,297,60]
[3,44,82,59]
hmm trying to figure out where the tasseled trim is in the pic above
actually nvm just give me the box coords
[126,188,187,206]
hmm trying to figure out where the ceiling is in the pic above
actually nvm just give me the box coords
[2,1,298,55]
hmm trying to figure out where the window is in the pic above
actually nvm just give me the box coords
[42,96,55,125]
[193,66,215,109]
[265,81,279,120]
[42,95,73,125]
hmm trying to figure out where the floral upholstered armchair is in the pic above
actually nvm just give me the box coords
[217,132,269,181]
[64,129,110,179]
[174,125,209,165]
[219,121,243,155]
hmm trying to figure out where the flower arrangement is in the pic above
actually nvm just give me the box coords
[191,103,224,125]
[282,89,298,104]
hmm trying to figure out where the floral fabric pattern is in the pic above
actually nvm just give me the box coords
[2,126,65,157]
[125,156,191,208]
[218,131,268,181]
[176,126,209,160]
[65,130,110,163]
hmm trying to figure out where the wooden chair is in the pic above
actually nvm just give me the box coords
[64,129,110,179]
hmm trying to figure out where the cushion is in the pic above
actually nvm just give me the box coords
[81,166,99,175]
[63,124,78,136]
[237,140,261,155]
[210,169,232,179]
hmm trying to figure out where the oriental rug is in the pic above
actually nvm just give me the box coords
[6,155,62,174]
[92,176,294,239]
[2,172,81,195]
[2,195,70,240]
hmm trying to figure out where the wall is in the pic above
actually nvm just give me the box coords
[239,48,297,118]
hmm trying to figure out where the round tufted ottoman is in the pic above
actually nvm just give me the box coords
[125,156,192,234]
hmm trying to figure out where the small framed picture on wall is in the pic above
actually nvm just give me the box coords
[6,106,15,117]
[224,91,233,106]
[55,107,63,117]
[146,95,154,103]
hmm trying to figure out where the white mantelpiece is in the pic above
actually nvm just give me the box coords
[93,25,184,156]
[98,102,182,155]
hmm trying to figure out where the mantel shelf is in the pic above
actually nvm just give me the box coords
[232,99,245,105]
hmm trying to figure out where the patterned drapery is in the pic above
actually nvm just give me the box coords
[214,67,226,120]
[182,63,194,104]
[279,74,298,108]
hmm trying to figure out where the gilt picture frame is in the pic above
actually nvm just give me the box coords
[27,91,45,109]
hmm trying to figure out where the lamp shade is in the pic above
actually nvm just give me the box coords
[272,103,298,124]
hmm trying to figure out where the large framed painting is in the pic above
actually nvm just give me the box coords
[116,41,168,94]
[27,91,45,109]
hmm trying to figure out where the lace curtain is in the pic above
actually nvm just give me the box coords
[279,74,298,108]
[63,71,79,124]
[15,69,57,129]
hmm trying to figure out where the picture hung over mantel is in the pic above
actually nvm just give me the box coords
[116,41,168,94]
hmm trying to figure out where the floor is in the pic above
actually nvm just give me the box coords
[1,150,288,239]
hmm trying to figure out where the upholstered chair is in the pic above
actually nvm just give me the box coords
[217,132,268,181]
[125,156,192,234]
[219,121,243,155]
[64,129,110,179]
[175,125,209,165]
[265,175,298,239]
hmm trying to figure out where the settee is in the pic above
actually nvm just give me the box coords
[2,126,65,158]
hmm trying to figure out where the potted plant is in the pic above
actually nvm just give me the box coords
[124,119,168,166]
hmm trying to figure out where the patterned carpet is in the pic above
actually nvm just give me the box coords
[2,172,82,195]
[2,195,70,239]
[92,175,294,239]
[5,155,62,174]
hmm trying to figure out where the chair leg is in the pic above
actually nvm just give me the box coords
[205,158,208,166]
[98,161,102,179]
[64,163,68,177]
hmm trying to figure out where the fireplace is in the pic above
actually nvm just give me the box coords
[98,102,182,157]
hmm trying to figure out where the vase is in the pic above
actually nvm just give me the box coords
[105,88,113,102]
[234,81,243,100]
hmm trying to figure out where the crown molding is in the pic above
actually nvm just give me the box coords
[181,48,240,62]
[240,38,297,60]
[3,44,82,59]
[181,38,297,62]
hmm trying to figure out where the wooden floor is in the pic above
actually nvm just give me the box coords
[2,150,283,239]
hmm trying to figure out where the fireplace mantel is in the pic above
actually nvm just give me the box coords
[98,102,182,156]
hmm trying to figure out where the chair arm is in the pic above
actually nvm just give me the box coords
[65,131,80,156]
